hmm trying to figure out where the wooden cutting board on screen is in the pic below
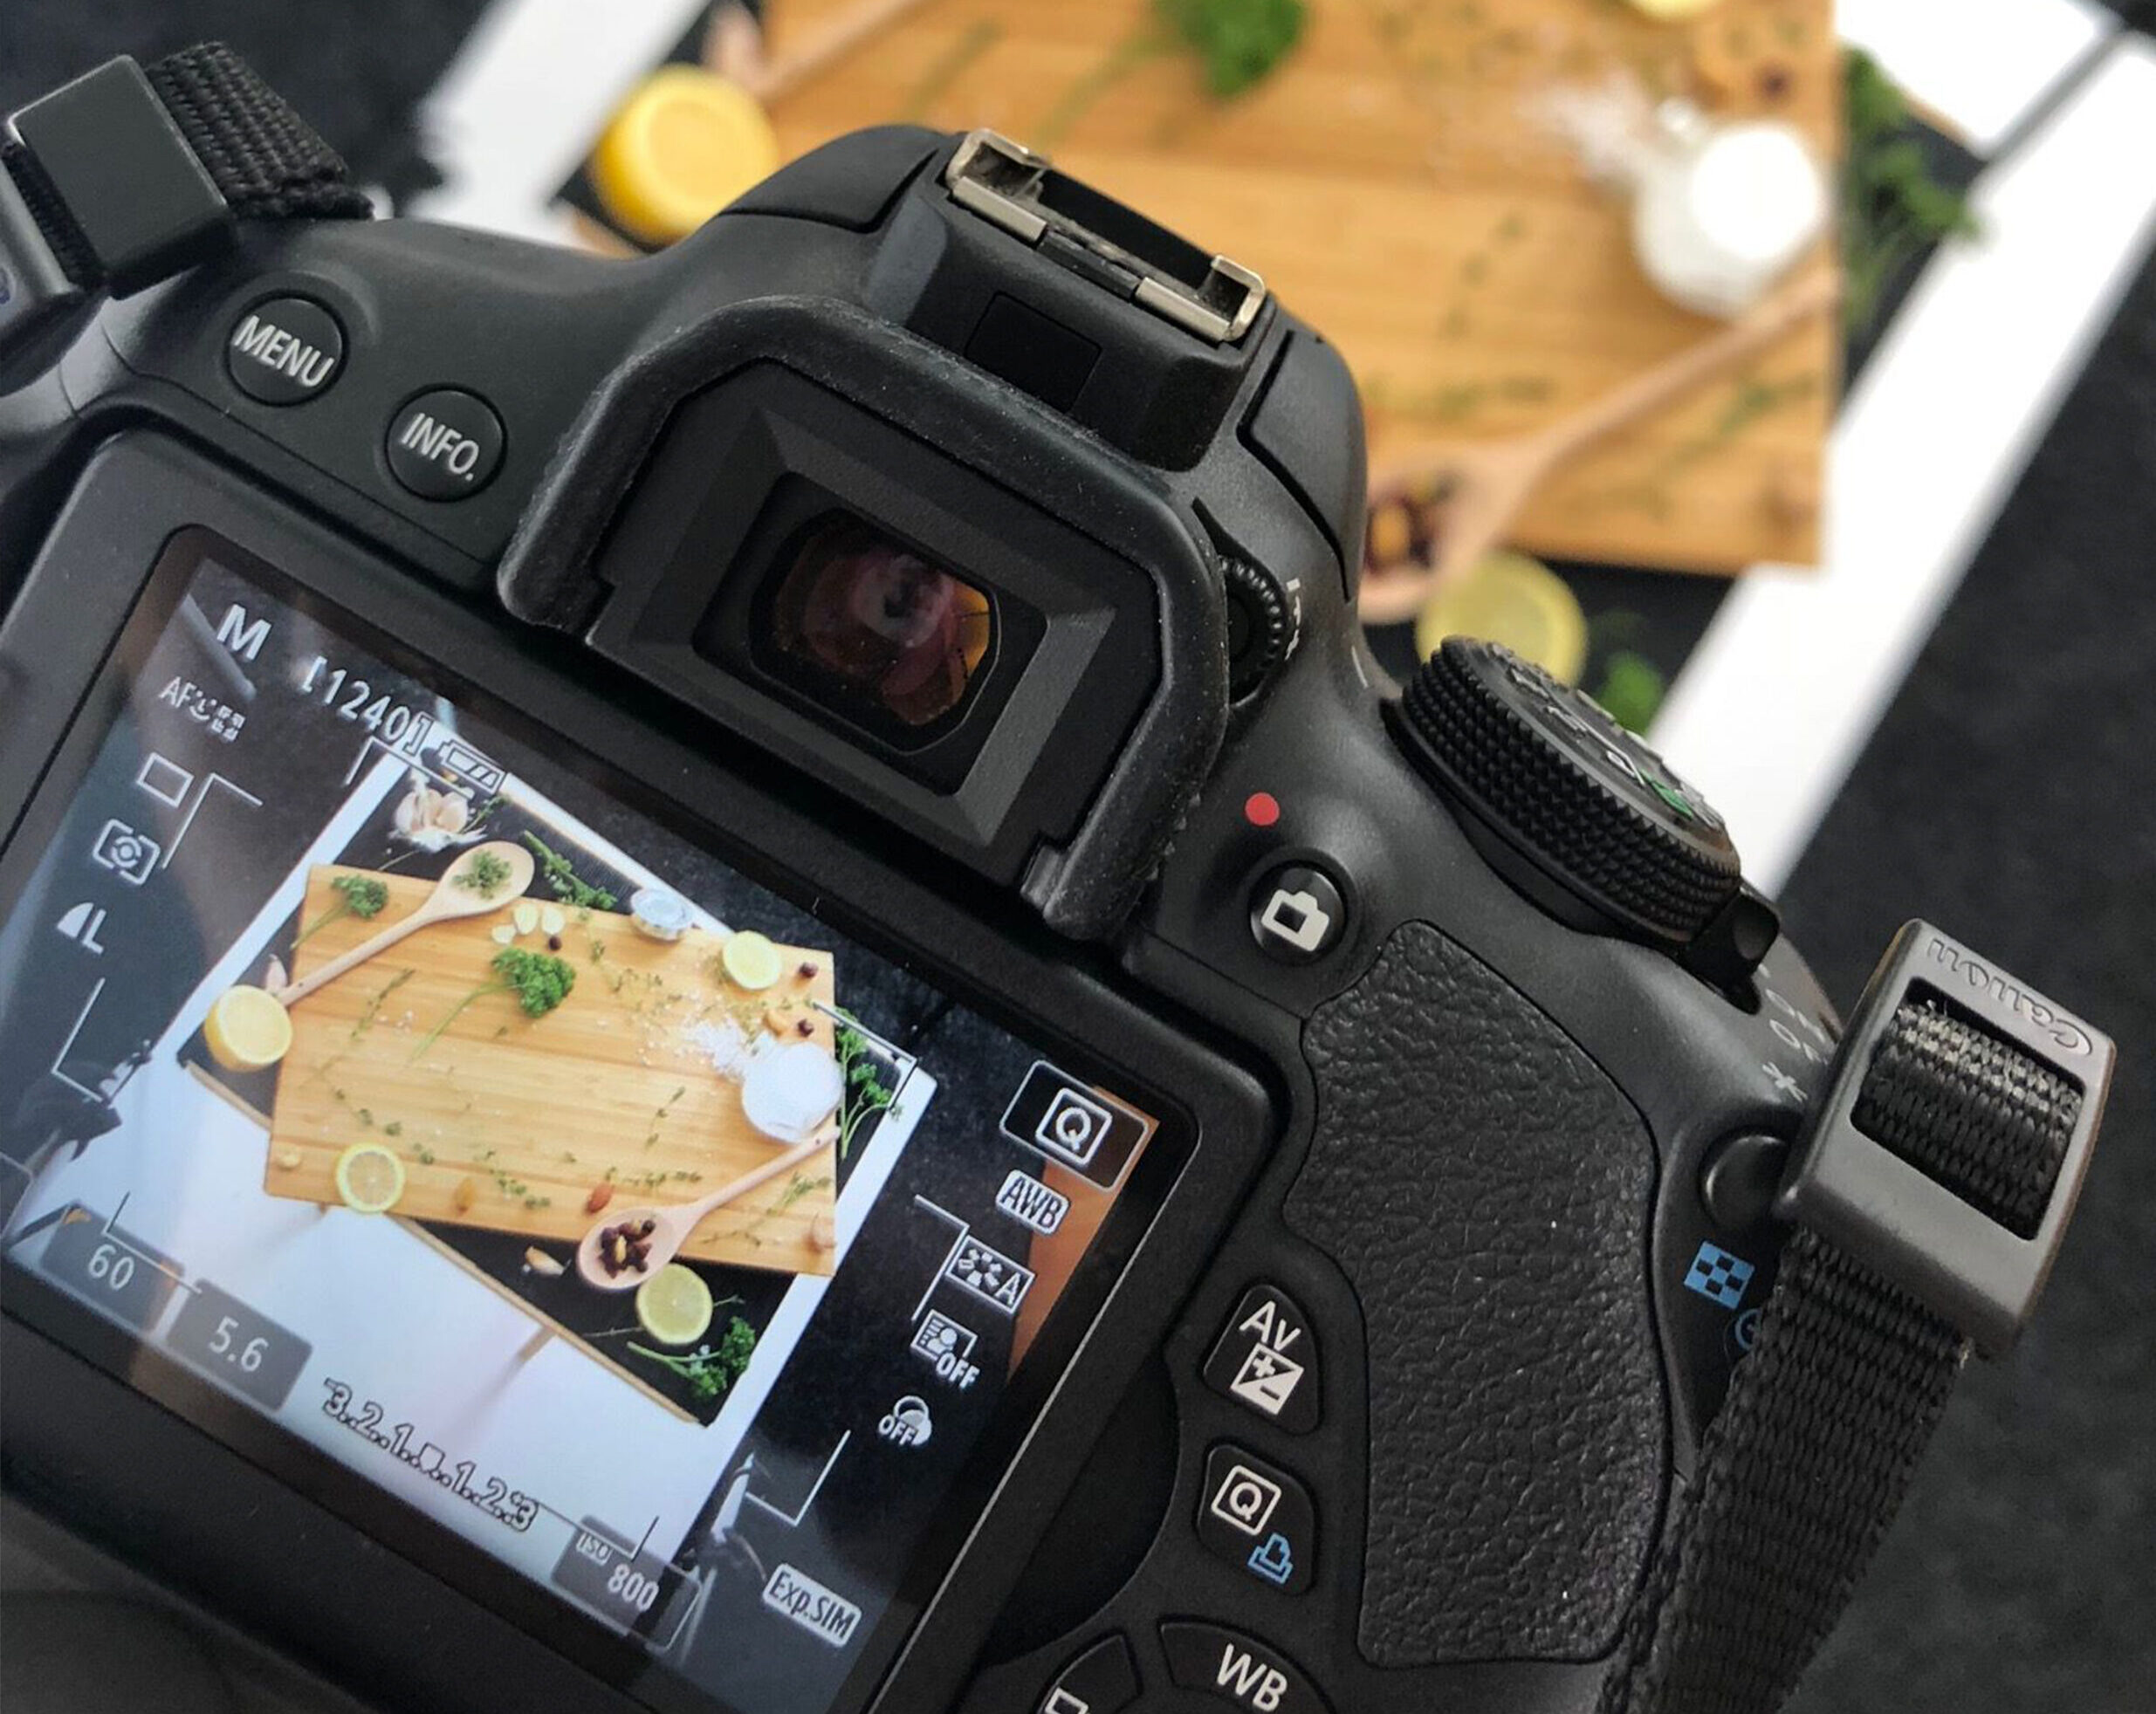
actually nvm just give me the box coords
[759,0,1837,576]
[264,868,841,1278]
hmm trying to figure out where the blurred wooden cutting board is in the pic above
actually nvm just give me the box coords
[264,867,841,1278]
[761,0,1837,576]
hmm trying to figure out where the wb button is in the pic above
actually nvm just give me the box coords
[1001,1061,1155,1190]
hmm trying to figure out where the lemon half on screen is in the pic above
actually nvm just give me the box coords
[637,1263,715,1347]
[1415,551,1590,686]
[721,929,783,992]
[203,985,294,1073]
[590,65,780,247]
[334,1143,407,1215]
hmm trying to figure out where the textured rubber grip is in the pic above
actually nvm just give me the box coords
[1284,922,1665,1666]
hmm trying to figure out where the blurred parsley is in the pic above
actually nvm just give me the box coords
[1036,0,1308,149]
[1591,650,1668,736]
[1844,49,1979,333]
[1159,0,1309,99]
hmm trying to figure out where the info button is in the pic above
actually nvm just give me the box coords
[387,387,505,501]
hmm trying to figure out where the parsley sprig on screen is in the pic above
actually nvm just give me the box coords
[296,872,389,946]
[630,1317,759,1403]
[410,948,575,1060]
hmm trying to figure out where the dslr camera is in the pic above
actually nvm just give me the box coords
[0,48,2115,1714]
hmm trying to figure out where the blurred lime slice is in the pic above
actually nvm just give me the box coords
[1415,551,1590,685]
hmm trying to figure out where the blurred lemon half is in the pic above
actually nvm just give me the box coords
[1625,0,1727,18]
[334,1143,406,1215]
[1415,551,1590,685]
[203,985,293,1073]
[590,65,779,247]
[637,1263,715,1347]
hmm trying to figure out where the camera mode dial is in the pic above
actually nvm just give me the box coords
[1393,637,1742,948]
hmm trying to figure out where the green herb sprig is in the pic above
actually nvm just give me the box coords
[455,849,513,898]
[411,948,575,1061]
[522,832,617,911]
[1035,0,1308,151]
[835,1019,897,1161]
[1844,48,1979,333]
[629,1317,759,1403]
[296,873,389,945]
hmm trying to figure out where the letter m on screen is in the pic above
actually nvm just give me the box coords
[215,603,270,662]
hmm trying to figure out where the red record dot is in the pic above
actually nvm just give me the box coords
[1244,792,1281,828]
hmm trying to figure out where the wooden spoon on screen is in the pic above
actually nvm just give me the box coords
[1358,270,1839,628]
[272,841,535,1008]
[576,1129,836,1290]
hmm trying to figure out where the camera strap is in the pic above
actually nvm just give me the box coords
[1603,925,2111,1714]
[3,43,366,332]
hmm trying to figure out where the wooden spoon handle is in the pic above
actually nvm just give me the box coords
[676,1130,837,1235]
[274,906,436,1008]
[745,0,943,104]
[1526,270,1840,471]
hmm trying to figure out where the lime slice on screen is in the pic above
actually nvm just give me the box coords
[636,1264,715,1347]
[1415,551,1590,686]
[334,1143,406,1215]
[203,985,294,1073]
[721,929,783,991]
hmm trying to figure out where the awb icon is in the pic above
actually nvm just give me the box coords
[1215,1642,1291,1711]
[993,1169,1068,1235]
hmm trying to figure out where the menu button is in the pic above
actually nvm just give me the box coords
[225,296,345,405]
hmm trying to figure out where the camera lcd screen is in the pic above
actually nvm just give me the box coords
[0,530,1180,1714]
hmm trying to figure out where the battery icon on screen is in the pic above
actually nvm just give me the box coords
[435,737,505,796]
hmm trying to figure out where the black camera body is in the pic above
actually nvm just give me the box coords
[0,64,2113,1714]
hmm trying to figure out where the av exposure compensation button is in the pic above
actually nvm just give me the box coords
[225,296,345,405]
[1038,1634,1139,1714]
[386,387,505,500]
[1204,1284,1320,1433]
[1160,1621,1329,1712]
